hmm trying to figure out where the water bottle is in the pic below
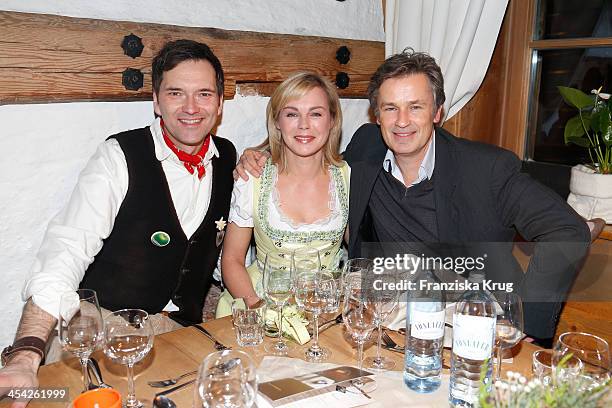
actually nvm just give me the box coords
[449,290,496,407]
[404,269,445,393]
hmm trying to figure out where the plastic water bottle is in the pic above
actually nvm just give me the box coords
[449,290,496,407]
[404,269,445,393]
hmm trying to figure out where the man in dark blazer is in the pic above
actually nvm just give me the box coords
[343,50,590,342]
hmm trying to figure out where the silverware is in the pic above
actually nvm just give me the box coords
[318,314,343,334]
[381,330,405,353]
[148,370,198,388]
[86,357,112,389]
[191,324,230,350]
[155,378,196,397]
[382,331,450,369]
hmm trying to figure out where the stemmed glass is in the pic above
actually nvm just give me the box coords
[294,269,337,361]
[342,258,374,285]
[342,272,377,392]
[364,270,400,370]
[262,251,294,356]
[103,309,154,408]
[58,289,104,392]
[194,349,257,408]
[552,332,610,388]
[493,292,524,380]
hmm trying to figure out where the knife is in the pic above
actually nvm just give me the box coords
[155,379,196,396]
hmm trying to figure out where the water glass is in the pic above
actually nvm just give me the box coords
[342,272,377,393]
[262,251,294,356]
[194,350,257,408]
[532,349,553,386]
[103,309,153,408]
[493,292,523,380]
[552,331,610,388]
[232,298,266,347]
[58,289,104,392]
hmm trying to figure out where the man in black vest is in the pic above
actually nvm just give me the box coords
[235,50,590,345]
[0,40,235,402]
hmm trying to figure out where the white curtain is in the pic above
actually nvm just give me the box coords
[385,0,508,121]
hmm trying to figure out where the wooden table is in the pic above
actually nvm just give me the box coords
[21,317,539,407]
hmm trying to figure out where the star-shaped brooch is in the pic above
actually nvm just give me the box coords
[215,217,227,247]
[215,217,227,231]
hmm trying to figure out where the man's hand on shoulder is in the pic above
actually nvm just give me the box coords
[0,352,40,408]
[233,149,269,181]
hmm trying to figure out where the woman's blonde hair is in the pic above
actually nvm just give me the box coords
[258,71,343,171]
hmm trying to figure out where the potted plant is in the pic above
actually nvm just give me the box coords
[559,86,612,224]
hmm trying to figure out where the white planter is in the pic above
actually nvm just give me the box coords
[567,164,612,223]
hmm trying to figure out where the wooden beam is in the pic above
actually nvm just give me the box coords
[0,11,384,104]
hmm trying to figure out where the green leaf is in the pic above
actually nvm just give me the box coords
[558,86,595,110]
[591,105,609,134]
[566,136,591,147]
[564,115,586,144]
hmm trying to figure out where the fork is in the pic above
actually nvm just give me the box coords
[381,330,404,353]
[383,330,450,369]
[191,324,231,350]
[148,370,198,388]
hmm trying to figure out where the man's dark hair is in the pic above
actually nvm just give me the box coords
[152,39,224,97]
[367,48,445,117]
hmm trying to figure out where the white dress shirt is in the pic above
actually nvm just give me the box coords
[24,118,219,318]
[383,131,436,187]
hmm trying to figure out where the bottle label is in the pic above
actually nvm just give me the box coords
[409,309,445,340]
[452,314,495,360]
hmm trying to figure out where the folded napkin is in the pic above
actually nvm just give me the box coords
[265,305,311,345]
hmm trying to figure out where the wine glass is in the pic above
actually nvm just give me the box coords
[262,251,294,356]
[342,272,377,392]
[103,309,154,408]
[364,270,400,370]
[552,332,610,389]
[58,289,104,392]
[342,258,373,286]
[493,292,523,380]
[194,349,257,408]
[294,269,337,361]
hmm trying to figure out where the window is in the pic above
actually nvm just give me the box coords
[526,0,611,166]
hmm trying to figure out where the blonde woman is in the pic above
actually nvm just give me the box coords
[216,72,349,316]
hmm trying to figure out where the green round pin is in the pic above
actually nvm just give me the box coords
[151,231,170,247]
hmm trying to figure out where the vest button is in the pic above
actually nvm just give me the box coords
[173,294,182,302]
[189,240,198,245]
[180,268,190,275]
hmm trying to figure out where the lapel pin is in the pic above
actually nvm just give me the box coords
[151,231,171,247]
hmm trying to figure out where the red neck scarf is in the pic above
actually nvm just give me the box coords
[160,120,211,179]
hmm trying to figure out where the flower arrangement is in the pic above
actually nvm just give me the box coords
[477,356,611,408]
[558,86,611,174]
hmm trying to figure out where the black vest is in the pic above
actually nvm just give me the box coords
[80,127,236,325]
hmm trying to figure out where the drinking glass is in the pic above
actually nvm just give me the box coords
[342,272,377,392]
[493,292,523,380]
[294,269,337,361]
[364,270,400,370]
[532,349,553,386]
[552,332,611,388]
[231,298,266,347]
[194,349,257,408]
[103,309,153,408]
[58,289,104,392]
[262,251,294,355]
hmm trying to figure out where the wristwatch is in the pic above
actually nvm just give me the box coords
[1,336,46,366]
